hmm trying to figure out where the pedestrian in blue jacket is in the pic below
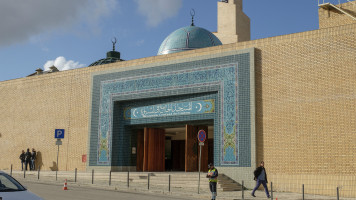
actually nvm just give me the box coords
[251,161,270,198]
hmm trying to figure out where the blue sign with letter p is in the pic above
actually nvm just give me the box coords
[55,129,65,139]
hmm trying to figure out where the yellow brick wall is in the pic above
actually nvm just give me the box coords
[319,1,356,29]
[251,24,356,197]
[0,12,355,197]
[211,22,356,196]
[253,26,356,175]
[0,71,89,171]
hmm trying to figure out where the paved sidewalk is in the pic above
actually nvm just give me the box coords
[5,170,354,200]
[24,181,192,200]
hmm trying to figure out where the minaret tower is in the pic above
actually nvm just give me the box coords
[214,0,250,44]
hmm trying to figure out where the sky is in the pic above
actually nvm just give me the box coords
[0,0,349,82]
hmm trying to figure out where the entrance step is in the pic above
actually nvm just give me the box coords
[218,174,244,191]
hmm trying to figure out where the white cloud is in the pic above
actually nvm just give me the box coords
[135,0,182,27]
[43,57,86,71]
[0,0,117,47]
[136,39,145,46]
[78,0,118,35]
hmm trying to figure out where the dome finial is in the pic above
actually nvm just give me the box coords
[190,9,195,26]
[111,37,117,51]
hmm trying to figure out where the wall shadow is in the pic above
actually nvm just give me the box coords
[49,161,58,171]
[35,151,43,170]
[254,48,264,165]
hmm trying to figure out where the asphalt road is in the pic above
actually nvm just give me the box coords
[23,181,191,200]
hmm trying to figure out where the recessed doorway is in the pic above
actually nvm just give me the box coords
[135,123,214,172]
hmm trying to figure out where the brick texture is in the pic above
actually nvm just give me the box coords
[319,2,356,29]
[0,4,355,197]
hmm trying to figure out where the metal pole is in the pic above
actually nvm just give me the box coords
[56,144,59,171]
[198,145,202,194]
[270,182,273,199]
[10,164,12,176]
[148,173,150,190]
[56,171,57,181]
[92,169,94,184]
[109,170,112,186]
[302,184,304,200]
[169,174,171,192]
[242,180,244,200]
[127,171,130,188]
[337,187,339,200]
[38,167,40,180]
[75,168,77,182]
[24,169,25,179]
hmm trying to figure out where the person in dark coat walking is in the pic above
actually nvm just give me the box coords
[31,148,37,170]
[25,148,32,171]
[19,150,26,171]
[251,161,270,198]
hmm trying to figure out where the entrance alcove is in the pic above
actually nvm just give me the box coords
[133,123,214,172]
[110,91,217,172]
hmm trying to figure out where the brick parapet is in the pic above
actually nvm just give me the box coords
[0,17,355,197]
[319,1,356,29]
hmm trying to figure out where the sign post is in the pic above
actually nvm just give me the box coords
[55,129,64,173]
[197,129,207,194]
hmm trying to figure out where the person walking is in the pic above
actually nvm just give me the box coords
[31,148,37,170]
[19,150,26,171]
[25,148,31,171]
[206,163,218,200]
[251,161,270,198]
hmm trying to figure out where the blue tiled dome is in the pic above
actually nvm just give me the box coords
[158,25,222,55]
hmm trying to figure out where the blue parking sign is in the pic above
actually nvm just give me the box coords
[55,129,65,139]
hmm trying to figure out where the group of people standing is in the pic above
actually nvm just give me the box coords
[19,148,36,171]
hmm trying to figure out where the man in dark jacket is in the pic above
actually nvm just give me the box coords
[251,161,270,198]
[31,148,37,170]
[19,150,25,171]
[25,148,31,171]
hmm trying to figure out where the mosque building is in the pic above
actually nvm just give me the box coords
[0,0,355,197]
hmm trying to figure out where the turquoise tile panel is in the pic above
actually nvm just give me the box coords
[89,51,253,168]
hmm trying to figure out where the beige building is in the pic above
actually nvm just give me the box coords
[0,0,355,197]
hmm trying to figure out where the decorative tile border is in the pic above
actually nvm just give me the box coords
[97,64,238,165]
[89,48,255,168]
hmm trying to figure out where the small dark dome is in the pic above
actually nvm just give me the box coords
[88,51,124,67]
